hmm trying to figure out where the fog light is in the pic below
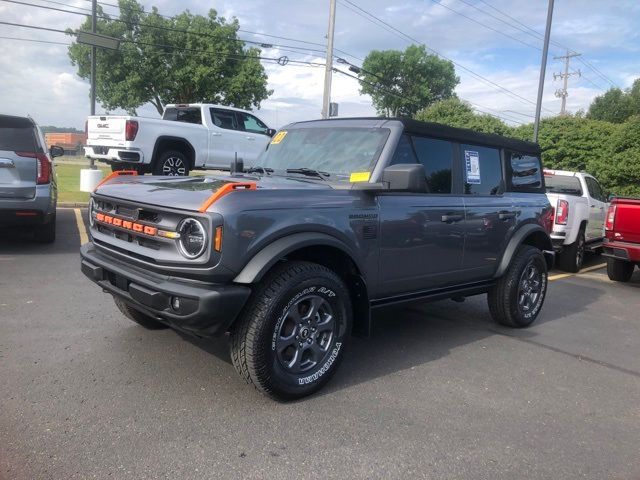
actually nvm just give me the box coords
[171,296,181,311]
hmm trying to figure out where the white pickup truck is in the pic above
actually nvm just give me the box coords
[544,169,609,272]
[84,103,275,175]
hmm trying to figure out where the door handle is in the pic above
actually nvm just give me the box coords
[211,132,222,137]
[498,211,516,220]
[0,158,16,168]
[246,136,255,141]
[441,214,463,223]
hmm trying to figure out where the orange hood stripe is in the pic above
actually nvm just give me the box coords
[94,170,138,192]
[198,182,257,213]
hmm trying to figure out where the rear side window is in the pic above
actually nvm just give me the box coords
[544,174,583,196]
[0,121,39,152]
[508,152,542,192]
[210,109,239,130]
[460,144,503,195]
[411,136,453,194]
[164,107,202,124]
[585,177,606,202]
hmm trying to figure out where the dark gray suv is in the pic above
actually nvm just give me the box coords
[0,114,63,242]
[81,118,554,400]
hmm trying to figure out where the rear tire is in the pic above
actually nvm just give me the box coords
[606,258,634,282]
[34,213,56,243]
[153,150,189,176]
[113,297,169,330]
[488,245,548,328]
[230,261,352,401]
[557,229,585,273]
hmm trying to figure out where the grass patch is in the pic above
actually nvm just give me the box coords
[55,164,109,203]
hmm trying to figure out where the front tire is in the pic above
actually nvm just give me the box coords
[606,258,634,282]
[113,297,169,330]
[488,245,548,328]
[230,261,352,401]
[153,150,189,176]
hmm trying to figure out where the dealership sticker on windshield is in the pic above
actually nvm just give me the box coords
[270,131,287,144]
[465,150,481,184]
[349,171,371,182]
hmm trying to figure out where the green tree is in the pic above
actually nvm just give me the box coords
[591,115,640,196]
[414,97,512,135]
[512,115,618,173]
[587,88,634,123]
[67,0,271,115]
[358,45,459,117]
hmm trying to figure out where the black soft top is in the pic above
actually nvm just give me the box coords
[289,117,540,156]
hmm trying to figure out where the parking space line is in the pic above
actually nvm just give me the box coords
[74,208,89,245]
[549,263,607,282]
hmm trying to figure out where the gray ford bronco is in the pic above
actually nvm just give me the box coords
[81,118,555,400]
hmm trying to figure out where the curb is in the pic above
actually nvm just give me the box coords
[58,202,89,208]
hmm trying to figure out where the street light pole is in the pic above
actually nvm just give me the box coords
[321,0,336,119]
[533,0,554,143]
[90,0,97,169]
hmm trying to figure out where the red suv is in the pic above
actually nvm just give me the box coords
[603,196,640,281]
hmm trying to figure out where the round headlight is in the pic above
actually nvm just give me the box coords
[88,197,96,227]
[177,218,207,258]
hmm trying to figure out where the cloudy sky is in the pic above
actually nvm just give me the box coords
[0,0,639,130]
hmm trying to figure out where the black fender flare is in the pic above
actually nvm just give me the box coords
[233,232,364,284]
[494,224,554,278]
[152,136,197,169]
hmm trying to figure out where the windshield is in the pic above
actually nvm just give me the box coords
[257,127,390,179]
[545,175,583,196]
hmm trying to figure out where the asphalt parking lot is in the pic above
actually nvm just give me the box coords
[1,208,639,480]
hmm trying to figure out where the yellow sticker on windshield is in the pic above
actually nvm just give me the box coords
[270,131,287,144]
[349,171,371,182]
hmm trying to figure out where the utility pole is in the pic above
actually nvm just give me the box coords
[533,0,554,143]
[321,0,336,119]
[554,50,581,115]
[90,0,97,169]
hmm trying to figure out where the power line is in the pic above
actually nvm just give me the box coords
[75,0,363,62]
[426,0,542,51]
[0,35,69,45]
[473,0,618,89]
[339,0,554,113]
[3,0,333,59]
[0,20,326,67]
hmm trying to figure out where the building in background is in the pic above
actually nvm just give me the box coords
[44,132,87,156]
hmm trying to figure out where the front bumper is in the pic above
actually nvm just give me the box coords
[80,243,251,336]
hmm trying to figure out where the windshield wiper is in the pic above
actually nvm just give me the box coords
[285,167,331,180]
[245,166,273,176]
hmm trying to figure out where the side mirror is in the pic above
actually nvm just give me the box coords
[381,164,427,192]
[49,145,65,158]
[266,128,277,137]
[608,193,616,201]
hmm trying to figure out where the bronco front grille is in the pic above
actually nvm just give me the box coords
[90,195,211,266]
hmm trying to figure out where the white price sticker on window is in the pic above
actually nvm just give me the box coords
[465,150,481,184]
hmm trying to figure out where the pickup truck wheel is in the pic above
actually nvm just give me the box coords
[230,261,352,401]
[113,297,169,330]
[557,230,585,273]
[153,150,189,176]
[606,258,634,282]
[488,245,548,328]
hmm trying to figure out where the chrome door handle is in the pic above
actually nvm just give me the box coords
[211,132,222,137]
[0,158,15,168]
[246,136,255,141]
